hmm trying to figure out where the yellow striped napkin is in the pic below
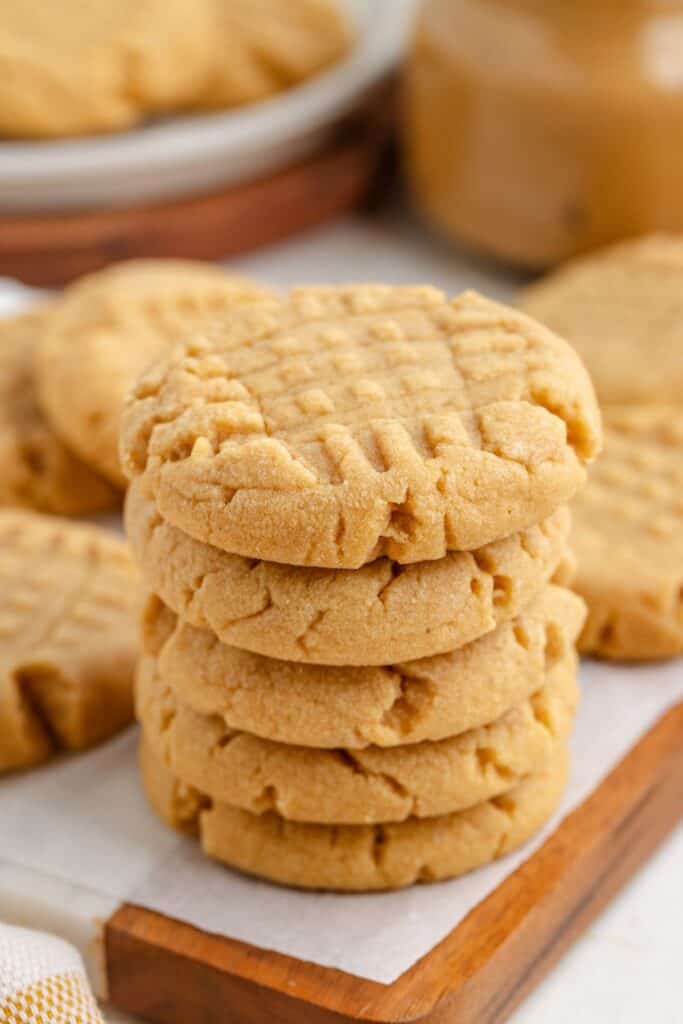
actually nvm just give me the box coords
[0,923,104,1024]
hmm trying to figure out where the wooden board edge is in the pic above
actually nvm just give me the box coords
[105,701,683,1024]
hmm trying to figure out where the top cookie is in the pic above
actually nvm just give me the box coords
[199,0,352,109]
[0,0,215,138]
[120,286,601,568]
[0,311,117,516]
[518,235,683,405]
[37,260,273,488]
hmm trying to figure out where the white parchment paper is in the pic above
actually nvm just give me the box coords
[1,659,680,984]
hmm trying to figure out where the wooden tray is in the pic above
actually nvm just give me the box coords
[0,125,387,287]
[105,701,683,1024]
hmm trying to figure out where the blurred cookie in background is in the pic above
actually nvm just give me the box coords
[199,0,353,110]
[0,310,117,515]
[573,405,683,661]
[36,259,274,488]
[519,237,683,660]
[518,236,683,406]
[0,0,353,139]
[0,511,139,773]
[0,0,216,138]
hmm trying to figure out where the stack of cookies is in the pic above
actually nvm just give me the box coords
[121,285,601,890]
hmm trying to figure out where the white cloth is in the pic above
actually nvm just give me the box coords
[0,923,103,1023]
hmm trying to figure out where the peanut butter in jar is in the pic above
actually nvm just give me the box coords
[403,0,683,268]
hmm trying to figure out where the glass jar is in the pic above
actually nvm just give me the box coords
[403,0,683,267]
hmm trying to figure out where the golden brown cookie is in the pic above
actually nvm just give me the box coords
[37,260,273,488]
[0,311,117,515]
[143,585,586,748]
[0,0,215,138]
[573,405,683,660]
[139,737,569,890]
[126,479,572,665]
[120,286,601,568]
[518,235,683,405]
[199,0,352,109]
[0,511,139,773]
[138,650,577,824]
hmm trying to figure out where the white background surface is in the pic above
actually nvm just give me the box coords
[1,212,681,1022]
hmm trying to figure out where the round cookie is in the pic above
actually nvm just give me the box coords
[138,651,577,824]
[139,738,569,890]
[0,0,215,138]
[0,511,139,773]
[518,235,683,405]
[120,286,601,568]
[573,405,683,660]
[126,480,572,665]
[144,584,586,748]
[0,311,117,516]
[199,0,352,109]
[37,260,273,488]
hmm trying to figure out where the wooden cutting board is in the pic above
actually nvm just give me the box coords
[0,125,387,287]
[104,701,683,1024]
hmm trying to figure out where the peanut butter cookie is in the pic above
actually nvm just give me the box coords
[0,511,139,772]
[519,235,683,405]
[37,260,272,488]
[143,585,586,748]
[139,738,569,890]
[0,311,116,515]
[200,0,352,109]
[138,651,577,825]
[0,0,215,138]
[121,286,601,568]
[574,405,683,659]
[126,479,572,665]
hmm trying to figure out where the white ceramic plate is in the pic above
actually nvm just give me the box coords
[0,0,419,213]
